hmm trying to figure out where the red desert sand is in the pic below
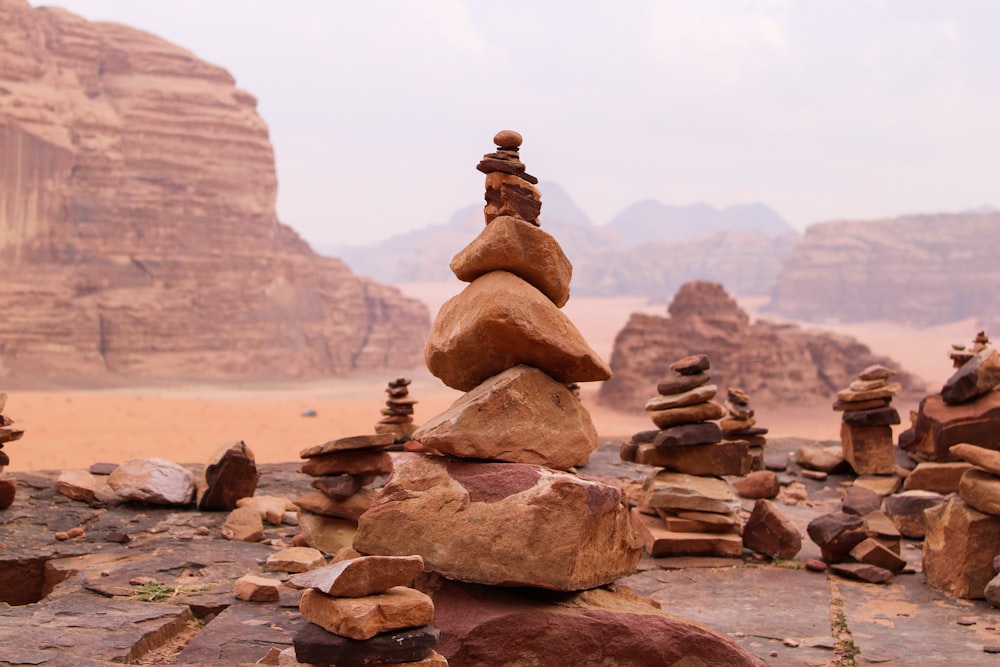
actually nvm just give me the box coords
[7,285,969,472]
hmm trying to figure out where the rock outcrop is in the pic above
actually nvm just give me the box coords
[0,0,428,384]
[600,280,922,411]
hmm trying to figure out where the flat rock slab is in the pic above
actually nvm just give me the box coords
[177,598,305,664]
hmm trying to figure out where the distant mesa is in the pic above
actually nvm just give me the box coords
[0,1,428,384]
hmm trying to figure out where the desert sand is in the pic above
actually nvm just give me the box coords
[5,283,974,472]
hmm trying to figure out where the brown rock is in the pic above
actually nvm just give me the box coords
[644,384,718,411]
[412,365,598,470]
[805,559,828,572]
[950,442,1000,476]
[621,440,750,476]
[297,511,358,554]
[632,510,742,558]
[903,461,975,494]
[450,215,572,307]
[841,422,896,475]
[233,574,282,602]
[923,497,1000,598]
[300,450,393,477]
[859,364,895,381]
[354,455,640,591]
[484,171,542,224]
[852,474,902,496]
[196,440,259,511]
[806,512,867,563]
[286,555,425,597]
[299,434,395,458]
[311,474,371,500]
[0,477,16,509]
[850,538,906,573]
[842,406,900,427]
[829,562,893,584]
[221,506,264,542]
[959,468,1000,516]
[795,444,846,473]
[849,378,888,392]
[292,623,440,666]
[837,383,902,404]
[493,130,523,148]
[647,400,725,428]
[293,489,375,522]
[266,547,326,573]
[899,392,1000,462]
[236,495,289,525]
[942,347,1000,405]
[640,471,738,515]
[732,470,780,499]
[108,458,196,505]
[299,587,435,641]
[833,397,891,411]
[650,422,723,447]
[657,372,710,396]
[425,271,610,392]
[56,469,98,503]
[670,354,710,375]
[841,485,882,516]
[742,499,802,559]
[883,490,947,539]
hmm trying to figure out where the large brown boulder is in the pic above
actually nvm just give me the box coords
[421,576,767,667]
[354,455,640,591]
[412,365,598,471]
[0,0,428,384]
[941,348,1000,405]
[923,497,1000,599]
[425,271,611,391]
[899,392,1000,462]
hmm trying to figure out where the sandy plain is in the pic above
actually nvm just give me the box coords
[5,282,977,472]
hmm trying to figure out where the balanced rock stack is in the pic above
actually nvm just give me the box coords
[354,130,640,592]
[622,355,749,558]
[296,434,395,554]
[284,555,447,666]
[375,377,418,442]
[720,387,769,471]
[948,330,990,369]
[833,364,902,475]
[0,392,24,510]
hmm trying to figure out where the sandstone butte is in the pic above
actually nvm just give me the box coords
[0,0,429,384]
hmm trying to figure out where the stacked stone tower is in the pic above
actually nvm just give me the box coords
[0,393,24,510]
[354,131,639,591]
[375,377,418,442]
[833,364,901,475]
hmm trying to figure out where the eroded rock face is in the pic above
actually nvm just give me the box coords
[0,0,428,384]
[354,455,640,591]
[600,280,921,410]
[899,392,1000,462]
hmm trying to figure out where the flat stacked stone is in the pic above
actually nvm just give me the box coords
[355,131,637,592]
[833,364,902,475]
[948,330,989,368]
[284,555,447,666]
[0,392,24,510]
[375,377,418,442]
[296,434,395,553]
[720,386,768,471]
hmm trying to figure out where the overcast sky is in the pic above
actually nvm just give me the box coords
[32,1,1000,247]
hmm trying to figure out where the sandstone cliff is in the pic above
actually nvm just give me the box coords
[599,281,923,412]
[0,0,428,384]
[767,212,1000,328]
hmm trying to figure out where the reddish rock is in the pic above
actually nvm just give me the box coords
[286,555,425,597]
[899,392,1000,462]
[671,354,711,375]
[657,372,711,396]
[829,562,893,584]
[221,506,264,542]
[806,513,867,563]
[292,489,374,522]
[292,623,439,667]
[958,469,1000,516]
[841,485,882,517]
[484,171,541,224]
[299,587,435,641]
[0,476,15,509]
[296,511,358,554]
[842,406,901,427]
[196,440,259,511]
[742,500,802,559]
[493,129,523,148]
[633,510,743,558]
[108,458,195,506]
[311,474,370,500]
[805,559,828,572]
[233,575,281,602]
[732,470,780,500]
[850,538,906,573]
[883,490,947,539]
[840,422,896,475]
[620,440,750,477]
[300,450,393,477]
[950,442,1000,476]
[942,348,1000,405]
[299,434,394,458]
[903,461,974,494]
[648,422,723,447]
[56,469,98,504]
[648,401,726,428]
[923,497,1000,599]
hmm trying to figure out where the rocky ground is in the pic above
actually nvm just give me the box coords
[2,439,999,667]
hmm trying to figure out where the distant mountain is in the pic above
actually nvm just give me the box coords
[606,201,796,244]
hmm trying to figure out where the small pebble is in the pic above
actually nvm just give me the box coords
[67,527,85,539]
[805,559,828,572]
[130,576,156,586]
[195,526,210,536]
[100,570,111,577]
[176,532,194,541]
[493,129,523,148]
[282,511,299,526]
[957,618,977,626]
[291,534,308,547]
[54,531,69,541]
[783,638,800,648]
[770,651,779,657]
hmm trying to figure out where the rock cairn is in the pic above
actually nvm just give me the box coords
[833,364,901,475]
[295,434,395,554]
[948,330,990,368]
[0,392,25,509]
[622,355,750,558]
[375,377,418,442]
[354,130,639,592]
[283,555,446,666]
[720,387,769,471]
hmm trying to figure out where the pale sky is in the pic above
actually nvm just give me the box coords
[30,1,1000,247]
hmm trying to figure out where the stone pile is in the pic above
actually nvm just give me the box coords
[375,377,418,442]
[296,434,395,554]
[833,364,901,475]
[0,392,24,509]
[621,355,758,558]
[354,131,639,592]
[720,387,768,471]
[948,330,990,368]
[806,503,906,585]
[283,555,447,666]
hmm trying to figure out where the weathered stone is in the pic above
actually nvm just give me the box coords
[484,171,541,224]
[842,406,900,427]
[849,378,888,392]
[829,562,893,584]
[197,440,259,511]
[108,458,196,506]
[658,512,740,534]
[0,476,15,509]
[311,474,370,500]
[299,434,395,458]
[640,471,738,515]
[657,372,710,396]
[732,470,780,500]
[297,511,358,554]
[56,469,98,503]
[222,506,265,542]
[450,215,572,307]
[671,354,710,375]
[842,485,882,517]
[494,129,523,148]
[743,499,802,559]
[950,443,1000,476]
[942,347,1000,405]
[233,574,282,602]
[923,497,1000,598]
[959,468,1000,516]
[354,455,640,591]
[293,489,374,522]
[300,450,393,477]
[903,461,974,494]
[650,422,723,448]
[806,513,867,563]
[899,392,1000,462]
[644,384,718,411]
[840,422,896,475]
[883,490,948,538]
[412,365,598,470]
[852,474,902,496]
[836,383,902,404]
[293,623,439,667]
[648,401,725,428]
[632,510,742,558]
[286,555,425,597]
[266,547,326,573]
[850,538,906,573]
[795,444,846,473]
[237,495,290,525]
[859,364,895,381]
[425,271,610,391]
[621,440,750,476]
[299,587,435,640]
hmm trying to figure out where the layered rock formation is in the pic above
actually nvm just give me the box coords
[768,212,1000,329]
[600,280,922,411]
[0,0,428,384]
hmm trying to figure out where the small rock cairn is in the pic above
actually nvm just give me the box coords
[833,364,901,476]
[720,386,768,471]
[948,330,990,368]
[0,392,25,510]
[622,354,748,558]
[375,377,418,442]
[352,130,640,593]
